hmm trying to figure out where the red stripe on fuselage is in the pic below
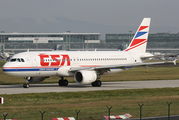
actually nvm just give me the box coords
[3,67,32,69]
[3,66,60,69]
[3,65,102,69]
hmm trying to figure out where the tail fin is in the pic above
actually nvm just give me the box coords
[125,18,151,52]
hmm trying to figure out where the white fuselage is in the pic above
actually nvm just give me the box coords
[2,51,145,77]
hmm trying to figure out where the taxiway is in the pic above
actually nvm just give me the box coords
[0,80,179,94]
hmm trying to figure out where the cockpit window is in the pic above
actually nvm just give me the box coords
[10,58,17,62]
[21,58,25,62]
[17,58,21,62]
[9,58,25,62]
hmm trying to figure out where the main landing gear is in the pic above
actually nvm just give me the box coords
[91,80,102,87]
[58,77,102,87]
[58,77,68,86]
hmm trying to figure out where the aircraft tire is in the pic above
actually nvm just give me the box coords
[58,80,64,86]
[96,80,102,87]
[58,79,68,86]
[92,80,102,87]
[92,82,96,87]
[63,80,68,86]
[23,83,29,88]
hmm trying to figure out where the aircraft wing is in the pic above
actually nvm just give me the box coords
[69,60,176,72]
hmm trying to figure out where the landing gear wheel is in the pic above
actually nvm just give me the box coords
[58,79,68,86]
[23,83,29,88]
[63,79,68,86]
[96,80,102,87]
[92,82,96,87]
[92,80,102,87]
[58,80,63,86]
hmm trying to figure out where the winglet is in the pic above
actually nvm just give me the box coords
[173,59,177,65]
[165,59,177,65]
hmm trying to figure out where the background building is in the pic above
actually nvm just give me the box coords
[106,33,179,53]
[0,32,179,60]
[0,32,100,53]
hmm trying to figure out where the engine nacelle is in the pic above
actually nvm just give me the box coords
[24,77,48,83]
[74,70,97,84]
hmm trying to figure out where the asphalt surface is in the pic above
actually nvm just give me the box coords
[0,80,179,94]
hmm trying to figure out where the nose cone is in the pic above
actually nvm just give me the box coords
[2,62,16,76]
[2,62,10,72]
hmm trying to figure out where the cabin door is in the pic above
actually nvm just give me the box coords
[30,54,37,67]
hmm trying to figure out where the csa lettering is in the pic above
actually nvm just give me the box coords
[39,54,50,66]
[61,55,70,66]
[39,54,70,66]
[50,55,60,66]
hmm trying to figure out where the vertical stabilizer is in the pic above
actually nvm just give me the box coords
[125,18,151,52]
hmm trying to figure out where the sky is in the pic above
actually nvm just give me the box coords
[0,0,179,39]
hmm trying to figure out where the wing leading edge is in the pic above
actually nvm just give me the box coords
[69,60,176,72]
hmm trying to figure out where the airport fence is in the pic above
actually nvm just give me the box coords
[1,102,178,120]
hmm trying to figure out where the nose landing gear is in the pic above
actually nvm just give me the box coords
[23,83,29,88]
[23,77,31,88]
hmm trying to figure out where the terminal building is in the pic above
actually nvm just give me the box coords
[106,33,179,53]
[0,32,101,53]
[0,32,179,56]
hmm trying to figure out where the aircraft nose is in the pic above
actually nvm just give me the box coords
[2,62,17,76]
[2,62,10,72]
[2,63,7,71]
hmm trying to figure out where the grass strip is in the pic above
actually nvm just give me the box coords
[0,88,179,120]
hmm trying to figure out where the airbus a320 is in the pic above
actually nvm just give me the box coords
[2,18,175,88]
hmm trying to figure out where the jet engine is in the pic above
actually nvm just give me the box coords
[74,70,97,84]
[24,77,48,83]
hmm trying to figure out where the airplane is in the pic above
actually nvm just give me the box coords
[2,18,176,88]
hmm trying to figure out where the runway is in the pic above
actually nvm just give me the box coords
[0,80,179,94]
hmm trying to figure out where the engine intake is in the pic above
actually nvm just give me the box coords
[74,70,97,84]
